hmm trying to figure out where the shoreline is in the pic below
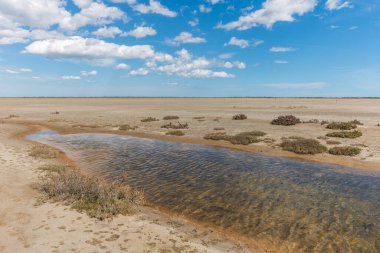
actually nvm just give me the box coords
[15,119,380,172]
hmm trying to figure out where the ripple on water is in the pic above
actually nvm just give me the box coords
[28,130,380,253]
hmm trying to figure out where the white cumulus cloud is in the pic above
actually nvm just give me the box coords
[225,37,249,48]
[80,70,97,76]
[115,63,131,70]
[132,0,177,17]
[92,26,122,38]
[325,0,352,10]
[169,32,206,45]
[61,75,81,80]
[123,26,157,38]
[270,47,296,52]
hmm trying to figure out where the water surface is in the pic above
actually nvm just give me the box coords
[28,130,380,253]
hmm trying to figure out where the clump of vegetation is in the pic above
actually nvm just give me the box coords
[271,115,301,126]
[349,119,363,125]
[203,132,230,141]
[326,122,357,130]
[72,124,101,129]
[161,122,189,129]
[193,116,205,120]
[141,117,159,122]
[232,114,247,120]
[280,138,327,155]
[34,165,143,220]
[118,124,138,131]
[204,131,266,145]
[328,146,361,156]
[303,119,319,124]
[326,130,362,139]
[320,120,329,125]
[166,130,185,136]
[229,131,266,145]
[51,111,60,115]
[213,127,225,131]
[163,115,179,120]
[29,145,61,159]
[5,114,19,119]
[326,140,341,145]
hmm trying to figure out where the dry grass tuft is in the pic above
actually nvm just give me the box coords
[328,146,361,156]
[326,122,357,130]
[166,130,185,136]
[35,165,143,220]
[163,115,179,120]
[280,138,327,155]
[271,115,301,126]
[118,124,138,131]
[29,145,61,159]
[141,117,159,122]
[326,130,362,139]
[161,122,189,129]
[232,114,247,120]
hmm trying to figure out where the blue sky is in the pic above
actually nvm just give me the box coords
[0,0,379,97]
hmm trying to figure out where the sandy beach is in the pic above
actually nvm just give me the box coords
[1,98,380,253]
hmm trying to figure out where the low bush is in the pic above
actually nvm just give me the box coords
[29,145,60,159]
[326,140,341,145]
[204,132,230,141]
[193,116,205,119]
[204,131,266,145]
[271,115,301,126]
[349,119,363,125]
[119,124,138,131]
[326,122,357,130]
[326,130,362,139]
[213,127,225,131]
[163,115,179,120]
[161,122,189,129]
[232,114,247,120]
[328,146,361,156]
[303,119,319,124]
[35,165,143,220]
[141,117,159,122]
[320,120,329,125]
[280,138,327,155]
[166,130,185,136]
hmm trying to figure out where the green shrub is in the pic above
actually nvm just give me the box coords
[280,138,327,155]
[35,165,143,220]
[326,130,362,139]
[204,132,230,141]
[271,115,301,126]
[329,146,361,156]
[163,115,179,120]
[141,117,159,122]
[204,131,266,145]
[349,119,363,125]
[166,130,185,136]
[161,122,189,129]
[326,122,357,130]
[119,124,138,131]
[232,114,247,120]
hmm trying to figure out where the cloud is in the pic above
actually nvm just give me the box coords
[217,0,317,30]
[218,53,234,59]
[129,67,149,76]
[223,61,246,69]
[80,70,97,76]
[73,0,92,9]
[169,32,206,45]
[225,37,249,48]
[92,26,122,38]
[4,68,32,74]
[0,27,65,45]
[207,0,223,4]
[274,60,288,64]
[23,36,155,60]
[133,0,177,17]
[115,63,131,70]
[123,26,157,38]
[199,5,212,13]
[188,18,199,27]
[325,0,352,10]
[61,75,81,80]
[270,47,296,52]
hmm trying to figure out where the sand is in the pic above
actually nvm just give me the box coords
[1,97,380,252]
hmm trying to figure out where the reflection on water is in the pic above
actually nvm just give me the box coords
[28,130,380,253]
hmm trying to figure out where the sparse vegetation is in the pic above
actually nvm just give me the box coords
[161,122,189,129]
[141,117,159,122]
[163,115,179,120]
[213,127,225,131]
[280,138,327,155]
[5,114,19,119]
[29,145,61,159]
[326,122,357,130]
[193,116,205,119]
[271,115,301,126]
[232,114,247,120]
[326,130,362,139]
[166,130,185,136]
[320,120,329,125]
[51,111,60,115]
[303,119,319,124]
[326,140,341,145]
[328,146,361,156]
[118,124,138,131]
[349,119,363,125]
[34,165,143,220]
[204,131,266,145]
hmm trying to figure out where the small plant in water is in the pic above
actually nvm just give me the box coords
[271,115,301,126]
[280,138,327,155]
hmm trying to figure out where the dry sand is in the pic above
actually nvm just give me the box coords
[1,98,380,252]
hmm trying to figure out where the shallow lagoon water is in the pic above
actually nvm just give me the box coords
[28,130,380,253]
